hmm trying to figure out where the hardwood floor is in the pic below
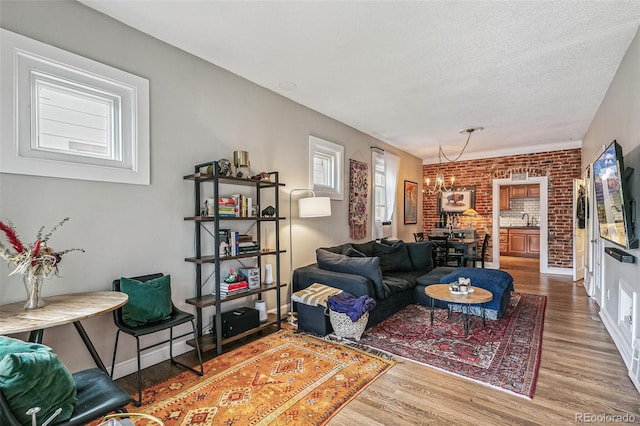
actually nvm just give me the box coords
[115,260,640,425]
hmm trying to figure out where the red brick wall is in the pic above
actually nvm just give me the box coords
[421,148,581,268]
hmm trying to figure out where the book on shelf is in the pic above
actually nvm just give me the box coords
[218,197,235,205]
[238,234,253,243]
[212,286,250,298]
[238,244,260,254]
[224,194,253,217]
[220,281,248,290]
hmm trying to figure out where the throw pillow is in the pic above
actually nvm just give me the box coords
[0,337,77,425]
[406,241,434,271]
[120,275,172,327]
[373,241,413,272]
[351,241,376,257]
[343,246,366,257]
[316,249,387,298]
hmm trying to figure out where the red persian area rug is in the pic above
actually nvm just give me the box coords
[120,330,395,425]
[353,293,546,399]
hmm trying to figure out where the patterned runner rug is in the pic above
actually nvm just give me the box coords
[353,292,546,399]
[121,330,395,425]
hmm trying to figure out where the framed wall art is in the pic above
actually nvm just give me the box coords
[404,180,418,224]
[437,186,476,214]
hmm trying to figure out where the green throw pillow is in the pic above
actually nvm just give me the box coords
[374,241,414,272]
[121,275,172,327]
[0,336,77,426]
[406,241,434,271]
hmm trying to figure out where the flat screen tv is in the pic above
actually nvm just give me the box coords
[593,140,638,249]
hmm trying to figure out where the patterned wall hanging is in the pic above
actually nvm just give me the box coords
[349,159,368,240]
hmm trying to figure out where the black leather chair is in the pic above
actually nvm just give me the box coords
[111,273,203,406]
[466,234,491,268]
[413,232,425,241]
[0,368,130,426]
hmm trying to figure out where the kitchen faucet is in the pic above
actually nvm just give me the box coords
[521,212,530,227]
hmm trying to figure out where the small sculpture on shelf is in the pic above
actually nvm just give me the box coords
[261,205,276,217]
[224,268,246,283]
[250,172,272,181]
[205,160,233,177]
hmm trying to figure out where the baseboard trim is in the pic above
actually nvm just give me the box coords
[111,336,193,380]
[542,266,572,276]
[600,309,632,368]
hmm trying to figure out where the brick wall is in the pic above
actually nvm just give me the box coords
[421,148,582,268]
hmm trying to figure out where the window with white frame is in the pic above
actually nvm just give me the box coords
[374,153,386,222]
[371,149,400,238]
[309,135,344,200]
[0,29,150,185]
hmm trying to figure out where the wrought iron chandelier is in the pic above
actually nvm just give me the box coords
[424,127,483,195]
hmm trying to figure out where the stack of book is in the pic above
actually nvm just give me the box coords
[218,230,260,256]
[218,197,236,217]
[213,280,249,298]
[238,234,260,255]
[219,194,253,217]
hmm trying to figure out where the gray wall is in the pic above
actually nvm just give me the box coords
[0,0,423,373]
[582,25,640,367]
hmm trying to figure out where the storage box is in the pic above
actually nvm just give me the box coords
[296,303,332,336]
[239,267,260,289]
[215,307,260,338]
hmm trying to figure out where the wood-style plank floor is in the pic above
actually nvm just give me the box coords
[115,259,640,425]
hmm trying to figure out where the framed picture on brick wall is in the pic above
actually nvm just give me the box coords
[437,186,475,214]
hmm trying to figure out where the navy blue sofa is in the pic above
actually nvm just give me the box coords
[293,239,514,334]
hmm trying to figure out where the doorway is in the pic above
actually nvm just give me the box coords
[492,177,549,273]
[573,179,586,282]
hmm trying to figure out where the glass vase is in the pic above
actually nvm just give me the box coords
[23,274,45,310]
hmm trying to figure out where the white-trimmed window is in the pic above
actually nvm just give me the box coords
[0,29,150,185]
[309,135,343,200]
[371,149,399,238]
[374,153,386,221]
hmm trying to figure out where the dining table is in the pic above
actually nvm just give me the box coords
[0,291,128,373]
[448,238,480,265]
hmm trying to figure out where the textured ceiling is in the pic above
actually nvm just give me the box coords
[80,1,640,163]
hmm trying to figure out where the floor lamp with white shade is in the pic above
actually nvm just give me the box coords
[288,189,332,323]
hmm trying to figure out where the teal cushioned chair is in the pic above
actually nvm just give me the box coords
[0,366,130,426]
[111,273,203,406]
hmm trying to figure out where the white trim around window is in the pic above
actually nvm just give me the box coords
[309,135,344,200]
[0,29,150,185]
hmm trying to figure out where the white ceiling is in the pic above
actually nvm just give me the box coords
[80,0,640,163]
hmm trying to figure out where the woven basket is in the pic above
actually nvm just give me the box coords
[329,310,368,341]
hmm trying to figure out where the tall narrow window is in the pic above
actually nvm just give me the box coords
[1,29,149,184]
[374,153,386,222]
[371,149,399,239]
[309,135,344,200]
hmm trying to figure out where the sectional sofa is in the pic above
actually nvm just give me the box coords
[292,239,513,335]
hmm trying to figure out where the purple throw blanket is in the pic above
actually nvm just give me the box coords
[327,292,376,321]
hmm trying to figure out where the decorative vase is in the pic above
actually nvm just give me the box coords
[23,274,45,310]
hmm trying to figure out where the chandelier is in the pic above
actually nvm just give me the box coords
[424,127,483,195]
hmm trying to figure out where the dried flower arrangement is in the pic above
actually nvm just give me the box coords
[0,217,84,278]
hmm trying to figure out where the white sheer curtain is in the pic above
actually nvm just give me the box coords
[384,152,400,228]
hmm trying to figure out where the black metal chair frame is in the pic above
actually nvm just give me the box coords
[413,232,425,242]
[466,234,491,268]
[428,235,463,267]
[0,368,130,426]
[111,273,203,406]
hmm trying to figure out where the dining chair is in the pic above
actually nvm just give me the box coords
[466,234,491,268]
[413,232,425,242]
[111,273,203,406]
[0,368,131,426]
